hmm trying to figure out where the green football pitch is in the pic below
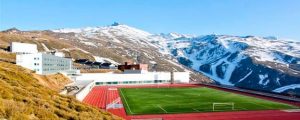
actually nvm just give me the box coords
[119,87,298,115]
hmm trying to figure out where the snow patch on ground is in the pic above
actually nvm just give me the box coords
[200,71,233,85]
[93,56,120,65]
[52,28,82,33]
[93,56,105,63]
[61,48,70,52]
[210,54,245,85]
[165,59,192,73]
[76,48,90,54]
[41,43,50,51]
[149,61,157,64]
[275,78,281,86]
[258,74,268,85]
[273,84,300,93]
[80,41,97,47]
[143,52,155,59]
[174,42,191,49]
[238,70,253,83]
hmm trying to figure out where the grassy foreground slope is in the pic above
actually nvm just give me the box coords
[120,87,298,115]
[0,62,122,120]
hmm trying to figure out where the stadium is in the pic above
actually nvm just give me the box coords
[82,83,300,120]
[75,62,300,120]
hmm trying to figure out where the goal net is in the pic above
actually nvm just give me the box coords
[212,102,234,111]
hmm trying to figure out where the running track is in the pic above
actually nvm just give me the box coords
[83,84,300,120]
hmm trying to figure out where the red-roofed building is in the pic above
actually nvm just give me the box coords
[118,62,148,73]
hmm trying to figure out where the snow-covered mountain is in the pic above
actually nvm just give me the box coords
[52,23,300,95]
[53,23,152,44]
[153,34,300,95]
[50,23,212,83]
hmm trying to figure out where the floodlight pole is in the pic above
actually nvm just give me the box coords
[170,71,174,85]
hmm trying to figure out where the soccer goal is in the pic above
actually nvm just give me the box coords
[212,102,235,111]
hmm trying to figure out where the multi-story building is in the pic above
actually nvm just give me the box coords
[10,42,38,54]
[16,53,77,75]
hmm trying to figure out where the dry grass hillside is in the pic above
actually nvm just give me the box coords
[0,62,122,120]
[0,31,95,61]
[0,49,70,92]
[0,50,15,63]
[33,73,72,92]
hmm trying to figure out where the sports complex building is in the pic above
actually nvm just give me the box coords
[16,53,77,75]
[63,62,190,101]
[12,42,78,75]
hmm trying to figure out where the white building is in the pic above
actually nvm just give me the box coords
[74,72,190,85]
[10,42,38,54]
[53,52,65,57]
[69,72,189,101]
[16,53,77,75]
[48,51,65,57]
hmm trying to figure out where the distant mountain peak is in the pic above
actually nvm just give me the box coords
[263,36,277,40]
[158,32,195,39]
[111,22,121,26]
[51,23,151,36]
[3,27,20,33]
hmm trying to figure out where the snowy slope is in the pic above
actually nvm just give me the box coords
[273,84,300,93]
[52,24,300,95]
[162,35,300,95]
[53,24,151,43]
[51,23,203,80]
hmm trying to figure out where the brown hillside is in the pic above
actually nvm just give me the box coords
[33,73,72,92]
[0,62,122,120]
[0,32,95,61]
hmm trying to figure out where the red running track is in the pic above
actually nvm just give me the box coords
[106,87,128,119]
[106,88,119,104]
[83,84,300,120]
[83,86,107,109]
[129,110,300,120]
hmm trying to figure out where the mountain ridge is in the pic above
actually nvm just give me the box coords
[1,24,299,96]
[161,34,300,95]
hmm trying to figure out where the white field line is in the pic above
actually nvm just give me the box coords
[119,89,134,114]
[157,105,168,113]
[192,108,199,111]
[248,102,272,109]
[235,107,248,110]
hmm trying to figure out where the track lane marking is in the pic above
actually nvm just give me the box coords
[192,108,199,111]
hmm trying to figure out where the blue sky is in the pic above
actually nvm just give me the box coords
[1,0,300,40]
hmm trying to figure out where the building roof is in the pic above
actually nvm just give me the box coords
[118,62,148,71]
